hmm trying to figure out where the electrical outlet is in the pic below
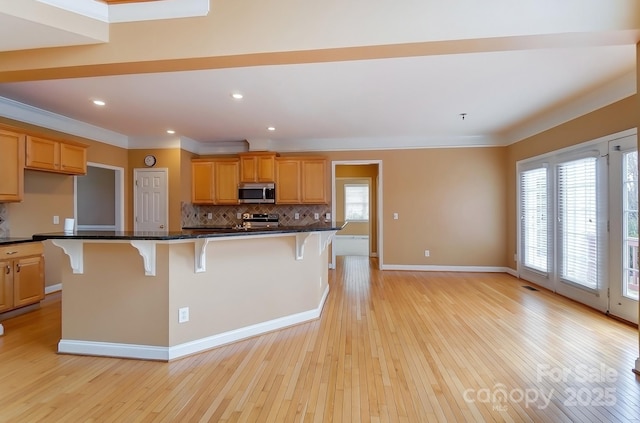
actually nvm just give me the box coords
[326,213,331,220]
[294,213,300,220]
[53,215,59,224]
[424,250,430,257]
[178,307,189,323]
[237,213,242,220]
[207,212,213,220]
[393,213,399,220]
[314,213,320,220]
[513,254,518,261]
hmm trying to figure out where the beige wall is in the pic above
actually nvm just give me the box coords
[324,147,508,267]
[505,95,638,271]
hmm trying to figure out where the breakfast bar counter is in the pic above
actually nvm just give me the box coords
[33,224,344,361]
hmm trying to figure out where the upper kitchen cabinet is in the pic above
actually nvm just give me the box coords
[0,130,25,202]
[25,136,87,175]
[192,158,239,205]
[275,156,328,204]
[301,158,327,204]
[239,152,278,183]
[214,158,240,205]
[275,158,301,204]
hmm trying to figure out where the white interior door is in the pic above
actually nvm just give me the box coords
[609,135,639,324]
[134,168,168,232]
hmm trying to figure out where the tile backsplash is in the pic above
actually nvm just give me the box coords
[182,202,331,227]
[0,204,8,237]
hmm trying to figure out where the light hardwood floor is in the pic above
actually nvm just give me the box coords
[0,256,639,422]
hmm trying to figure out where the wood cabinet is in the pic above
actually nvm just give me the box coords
[214,159,240,205]
[0,130,25,202]
[275,158,301,204]
[0,242,45,314]
[275,156,327,204]
[239,152,277,182]
[301,158,327,203]
[25,136,87,175]
[191,158,239,205]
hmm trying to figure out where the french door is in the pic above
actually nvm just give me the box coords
[609,135,639,324]
[518,142,608,312]
[519,132,639,324]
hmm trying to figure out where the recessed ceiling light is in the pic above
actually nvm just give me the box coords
[231,93,244,100]
[93,99,106,106]
[166,129,175,134]
[267,126,276,131]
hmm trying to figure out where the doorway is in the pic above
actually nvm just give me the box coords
[331,161,382,269]
[75,162,124,231]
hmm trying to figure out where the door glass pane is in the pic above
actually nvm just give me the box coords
[520,168,548,273]
[557,157,598,290]
[623,151,639,300]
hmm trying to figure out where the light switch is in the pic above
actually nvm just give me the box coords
[393,213,399,220]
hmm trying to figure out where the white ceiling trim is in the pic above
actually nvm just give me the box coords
[109,0,209,23]
[37,0,108,21]
[500,69,637,145]
[0,96,129,149]
[35,0,209,24]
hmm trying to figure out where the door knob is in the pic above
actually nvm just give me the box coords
[160,225,165,229]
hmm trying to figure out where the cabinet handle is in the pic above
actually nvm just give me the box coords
[5,251,18,255]
[16,264,20,273]
[5,265,9,275]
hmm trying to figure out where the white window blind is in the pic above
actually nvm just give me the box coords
[520,167,549,273]
[345,184,369,221]
[557,157,598,290]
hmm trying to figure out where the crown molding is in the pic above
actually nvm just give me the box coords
[499,69,636,146]
[0,96,129,148]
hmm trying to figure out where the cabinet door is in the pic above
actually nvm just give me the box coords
[239,156,257,183]
[192,161,215,204]
[275,159,301,203]
[13,255,44,308]
[214,160,239,205]
[0,259,13,312]
[256,155,276,182]
[0,130,24,202]
[301,159,327,204]
[26,136,59,171]
[60,143,87,175]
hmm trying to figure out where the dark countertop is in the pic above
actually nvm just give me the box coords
[32,223,346,242]
[0,237,38,246]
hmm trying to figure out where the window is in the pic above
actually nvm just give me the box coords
[520,166,549,274]
[557,157,598,290]
[344,184,369,221]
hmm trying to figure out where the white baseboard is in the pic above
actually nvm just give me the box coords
[380,264,512,273]
[45,284,62,295]
[504,267,518,278]
[58,285,330,361]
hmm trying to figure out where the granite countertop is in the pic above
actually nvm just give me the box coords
[32,223,346,242]
[0,237,38,246]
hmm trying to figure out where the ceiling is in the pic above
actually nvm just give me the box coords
[0,1,638,153]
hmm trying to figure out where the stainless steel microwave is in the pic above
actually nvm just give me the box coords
[238,182,276,204]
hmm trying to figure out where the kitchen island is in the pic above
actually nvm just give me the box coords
[33,224,344,361]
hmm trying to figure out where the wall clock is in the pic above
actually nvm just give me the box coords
[144,155,157,167]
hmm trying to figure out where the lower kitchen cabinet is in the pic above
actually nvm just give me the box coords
[0,242,45,313]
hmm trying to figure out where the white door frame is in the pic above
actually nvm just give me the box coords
[331,160,383,270]
[133,168,169,232]
[74,162,125,231]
